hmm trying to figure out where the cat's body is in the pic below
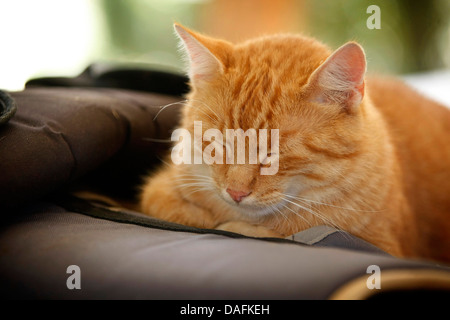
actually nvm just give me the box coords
[140,24,450,263]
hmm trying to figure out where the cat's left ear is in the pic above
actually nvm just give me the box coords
[306,42,366,113]
[174,23,231,84]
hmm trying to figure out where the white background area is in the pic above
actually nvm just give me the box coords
[403,70,450,109]
[0,0,104,91]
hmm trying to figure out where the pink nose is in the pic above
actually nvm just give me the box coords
[226,188,251,203]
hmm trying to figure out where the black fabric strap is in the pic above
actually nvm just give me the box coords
[0,90,16,126]
[26,63,190,97]
[54,194,309,245]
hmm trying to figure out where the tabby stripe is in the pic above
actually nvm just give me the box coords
[303,142,359,159]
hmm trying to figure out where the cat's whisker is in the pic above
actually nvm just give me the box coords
[174,179,214,185]
[152,98,220,127]
[182,101,218,123]
[182,187,214,198]
[174,174,215,191]
[175,182,214,198]
[270,204,290,228]
[175,173,212,177]
[157,156,171,167]
[258,198,291,230]
[152,100,189,121]
[142,137,173,143]
[281,196,356,242]
[197,109,217,123]
[280,203,313,227]
[274,206,290,223]
[283,193,382,213]
[281,196,341,231]
[178,99,221,123]
[174,173,214,180]
[187,98,220,120]
[326,167,361,194]
[174,177,213,181]
[176,182,212,188]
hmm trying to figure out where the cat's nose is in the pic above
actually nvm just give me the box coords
[226,188,251,203]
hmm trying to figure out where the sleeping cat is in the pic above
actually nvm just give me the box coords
[140,23,450,263]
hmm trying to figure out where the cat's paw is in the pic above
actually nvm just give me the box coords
[215,221,283,238]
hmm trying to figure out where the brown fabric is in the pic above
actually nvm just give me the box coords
[1,201,449,299]
[0,87,181,208]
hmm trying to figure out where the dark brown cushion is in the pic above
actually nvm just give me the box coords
[0,87,181,208]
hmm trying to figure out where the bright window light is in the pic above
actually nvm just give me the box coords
[0,0,103,91]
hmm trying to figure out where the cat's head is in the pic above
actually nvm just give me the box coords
[173,23,367,219]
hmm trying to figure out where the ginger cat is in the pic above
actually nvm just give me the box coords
[140,23,450,263]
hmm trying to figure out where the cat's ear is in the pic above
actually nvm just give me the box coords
[174,23,230,83]
[306,42,366,113]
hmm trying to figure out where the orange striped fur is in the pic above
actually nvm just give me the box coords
[140,24,450,264]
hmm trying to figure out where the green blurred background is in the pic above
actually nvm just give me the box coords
[99,0,450,74]
[1,0,449,90]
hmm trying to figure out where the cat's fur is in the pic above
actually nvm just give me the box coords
[140,23,450,263]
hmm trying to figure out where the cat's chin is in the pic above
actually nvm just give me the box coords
[222,198,281,219]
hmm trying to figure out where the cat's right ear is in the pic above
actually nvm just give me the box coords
[174,23,230,84]
[306,42,366,114]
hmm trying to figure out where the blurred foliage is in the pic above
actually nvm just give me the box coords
[99,0,450,75]
[305,0,450,74]
[99,0,205,72]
